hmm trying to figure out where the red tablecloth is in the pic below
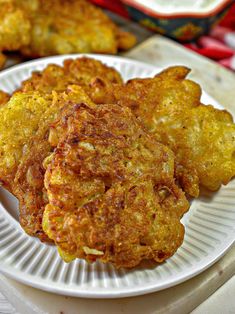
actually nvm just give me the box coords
[90,0,235,71]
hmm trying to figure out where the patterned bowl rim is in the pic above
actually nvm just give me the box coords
[122,0,233,18]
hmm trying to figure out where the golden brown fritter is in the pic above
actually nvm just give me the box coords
[0,90,10,106]
[20,57,123,103]
[0,0,135,59]
[14,86,93,241]
[0,0,30,51]
[111,66,235,197]
[43,100,189,268]
[20,0,136,56]
[0,91,51,190]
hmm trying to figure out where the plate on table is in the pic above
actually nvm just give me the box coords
[0,54,234,298]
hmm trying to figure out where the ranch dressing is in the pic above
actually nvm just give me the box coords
[130,0,226,14]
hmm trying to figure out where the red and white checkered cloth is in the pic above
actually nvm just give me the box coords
[90,0,235,71]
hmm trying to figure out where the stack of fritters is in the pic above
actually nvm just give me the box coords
[0,57,234,268]
[0,58,123,242]
[0,0,136,68]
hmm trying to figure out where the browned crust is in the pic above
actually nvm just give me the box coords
[43,100,189,268]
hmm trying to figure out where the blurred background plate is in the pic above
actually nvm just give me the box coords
[0,54,234,298]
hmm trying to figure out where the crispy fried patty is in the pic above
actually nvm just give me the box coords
[111,66,235,197]
[0,0,136,57]
[43,100,189,268]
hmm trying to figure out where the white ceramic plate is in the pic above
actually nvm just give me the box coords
[0,54,234,298]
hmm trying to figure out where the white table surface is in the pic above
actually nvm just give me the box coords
[1,275,235,314]
[192,275,235,314]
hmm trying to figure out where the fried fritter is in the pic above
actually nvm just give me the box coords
[20,57,123,103]
[42,100,189,268]
[0,0,135,59]
[0,91,51,190]
[22,0,136,56]
[0,0,30,51]
[111,66,235,197]
[14,86,93,241]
